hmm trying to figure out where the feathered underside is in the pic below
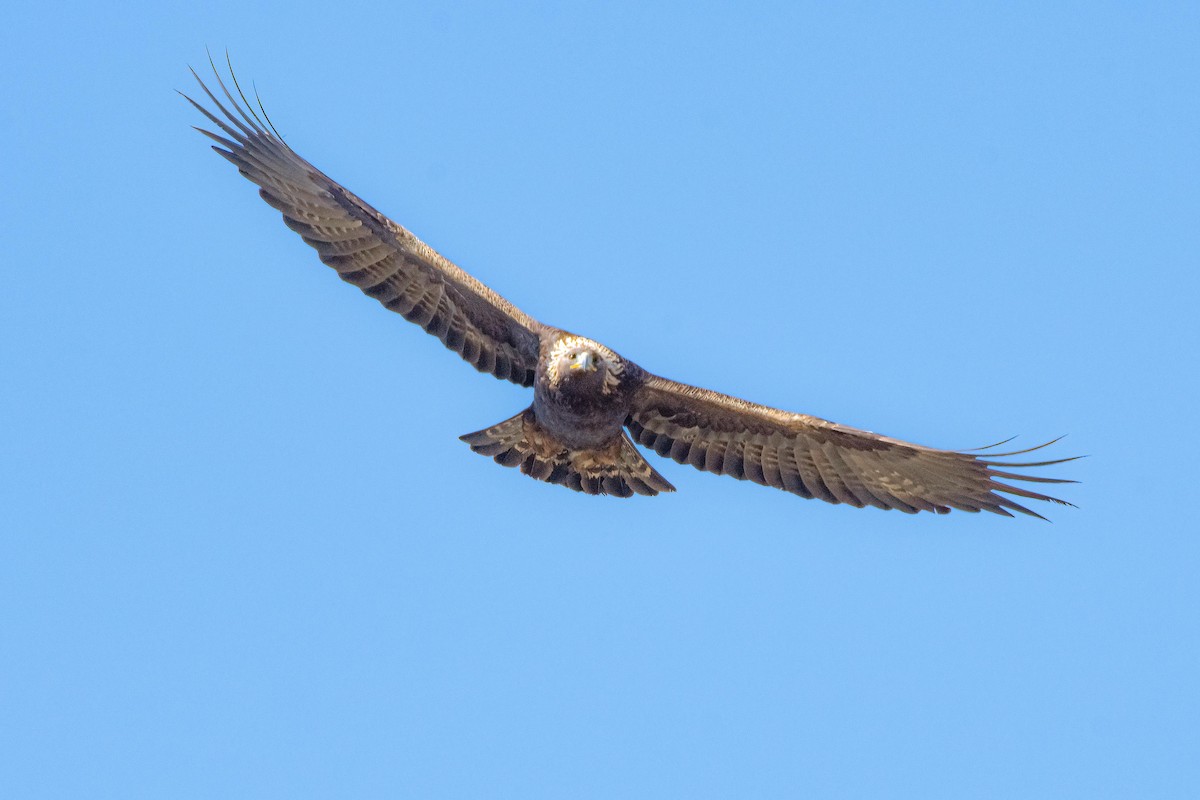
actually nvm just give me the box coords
[461,408,676,497]
[627,376,1078,518]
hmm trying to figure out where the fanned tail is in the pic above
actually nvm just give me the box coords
[460,408,675,497]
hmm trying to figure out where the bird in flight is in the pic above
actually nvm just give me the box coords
[184,58,1076,518]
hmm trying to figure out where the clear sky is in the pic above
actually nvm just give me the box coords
[3,1,1197,797]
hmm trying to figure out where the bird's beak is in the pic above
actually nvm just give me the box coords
[570,352,595,371]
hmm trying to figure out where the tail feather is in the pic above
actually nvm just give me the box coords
[460,408,675,497]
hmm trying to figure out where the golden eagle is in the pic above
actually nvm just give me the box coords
[184,61,1076,518]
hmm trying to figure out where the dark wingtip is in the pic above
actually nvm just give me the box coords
[962,435,1019,452]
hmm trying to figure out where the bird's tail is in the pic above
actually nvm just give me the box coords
[460,407,675,497]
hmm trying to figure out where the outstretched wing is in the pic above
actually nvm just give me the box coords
[627,375,1077,518]
[183,60,542,386]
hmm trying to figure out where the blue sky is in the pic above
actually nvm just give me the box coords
[3,1,1197,797]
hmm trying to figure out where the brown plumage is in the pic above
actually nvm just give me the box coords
[185,57,1077,518]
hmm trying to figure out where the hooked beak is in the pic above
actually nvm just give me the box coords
[570,351,595,371]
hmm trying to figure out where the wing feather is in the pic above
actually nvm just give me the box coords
[627,375,1077,518]
[184,59,542,386]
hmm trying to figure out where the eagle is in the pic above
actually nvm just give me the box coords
[184,60,1076,518]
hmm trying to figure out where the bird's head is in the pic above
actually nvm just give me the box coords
[548,336,624,395]
[557,344,603,388]
[566,346,598,374]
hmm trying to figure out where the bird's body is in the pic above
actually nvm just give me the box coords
[463,330,674,497]
[533,332,635,449]
[185,59,1077,517]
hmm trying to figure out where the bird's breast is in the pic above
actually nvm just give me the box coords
[533,382,628,450]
